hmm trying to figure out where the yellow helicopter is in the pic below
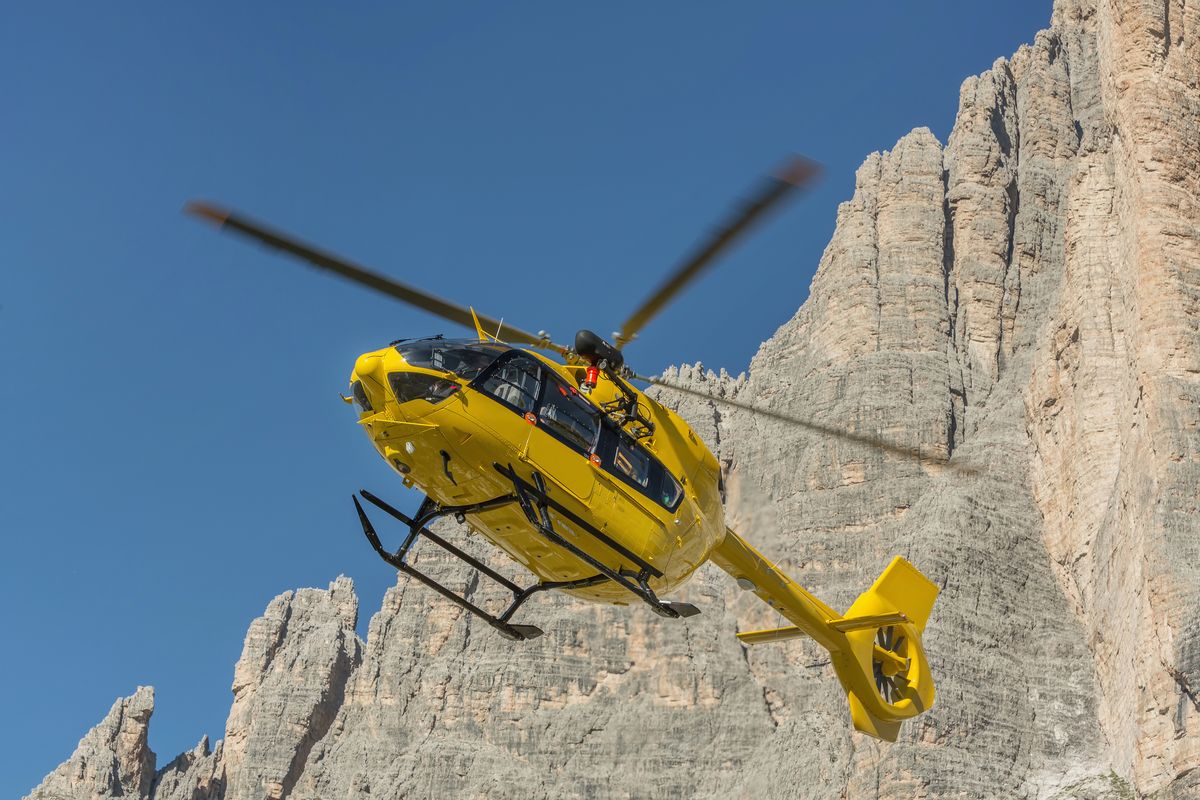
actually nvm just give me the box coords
[186,158,940,742]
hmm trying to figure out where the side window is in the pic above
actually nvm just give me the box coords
[599,425,684,511]
[476,353,542,414]
[659,471,683,508]
[538,377,600,454]
[613,438,651,487]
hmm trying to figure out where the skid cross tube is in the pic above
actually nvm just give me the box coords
[495,463,699,620]
[354,490,617,641]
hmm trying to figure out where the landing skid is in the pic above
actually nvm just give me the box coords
[352,462,699,642]
[494,463,700,621]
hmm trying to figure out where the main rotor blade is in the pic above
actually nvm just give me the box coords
[185,201,569,355]
[636,373,977,472]
[614,157,819,350]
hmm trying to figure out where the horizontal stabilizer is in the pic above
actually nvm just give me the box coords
[828,611,909,633]
[736,625,806,645]
[737,612,911,645]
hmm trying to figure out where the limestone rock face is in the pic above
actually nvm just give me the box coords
[151,737,224,800]
[26,0,1200,797]
[220,578,362,800]
[27,686,156,800]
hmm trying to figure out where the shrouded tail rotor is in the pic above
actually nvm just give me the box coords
[831,557,938,741]
[872,625,910,705]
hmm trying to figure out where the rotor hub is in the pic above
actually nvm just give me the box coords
[872,625,913,705]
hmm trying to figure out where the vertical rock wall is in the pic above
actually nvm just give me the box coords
[26,1,1200,797]
[1026,0,1200,793]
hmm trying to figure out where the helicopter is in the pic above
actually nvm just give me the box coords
[186,157,941,742]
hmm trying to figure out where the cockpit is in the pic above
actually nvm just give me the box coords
[383,337,513,409]
[348,337,510,416]
[394,337,509,380]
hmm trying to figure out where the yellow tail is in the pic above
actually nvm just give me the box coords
[712,530,939,741]
[831,556,938,740]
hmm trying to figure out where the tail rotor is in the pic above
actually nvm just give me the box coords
[872,625,910,705]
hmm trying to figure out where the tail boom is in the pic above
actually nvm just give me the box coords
[713,529,939,741]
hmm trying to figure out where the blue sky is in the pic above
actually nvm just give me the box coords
[2,3,1052,794]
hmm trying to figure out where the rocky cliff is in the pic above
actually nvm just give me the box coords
[27,0,1200,797]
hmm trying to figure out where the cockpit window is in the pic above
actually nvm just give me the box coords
[395,338,507,380]
[476,352,542,413]
[538,376,600,454]
[464,346,684,511]
[350,380,372,413]
[388,372,459,405]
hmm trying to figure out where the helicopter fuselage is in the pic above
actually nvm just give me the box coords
[349,337,725,604]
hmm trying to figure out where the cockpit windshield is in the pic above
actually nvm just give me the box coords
[394,338,509,380]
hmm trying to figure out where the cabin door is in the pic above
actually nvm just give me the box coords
[526,374,598,503]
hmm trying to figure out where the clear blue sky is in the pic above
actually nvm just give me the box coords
[2,3,1051,794]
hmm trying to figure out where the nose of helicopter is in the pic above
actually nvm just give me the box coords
[349,337,479,429]
[349,348,453,424]
[348,351,390,416]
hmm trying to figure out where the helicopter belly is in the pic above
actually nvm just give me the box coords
[378,404,617,593]
[462,466,679,601]
[365,389,720,606]
[461,433,690,599]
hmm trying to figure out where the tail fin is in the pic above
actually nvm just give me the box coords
[713,530,939,741]
[832,556,938,741]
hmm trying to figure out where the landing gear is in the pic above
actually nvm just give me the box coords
[352,462,698,642]
[496,463,700,621]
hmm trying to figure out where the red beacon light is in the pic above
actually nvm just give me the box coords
[582,364,600,394]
